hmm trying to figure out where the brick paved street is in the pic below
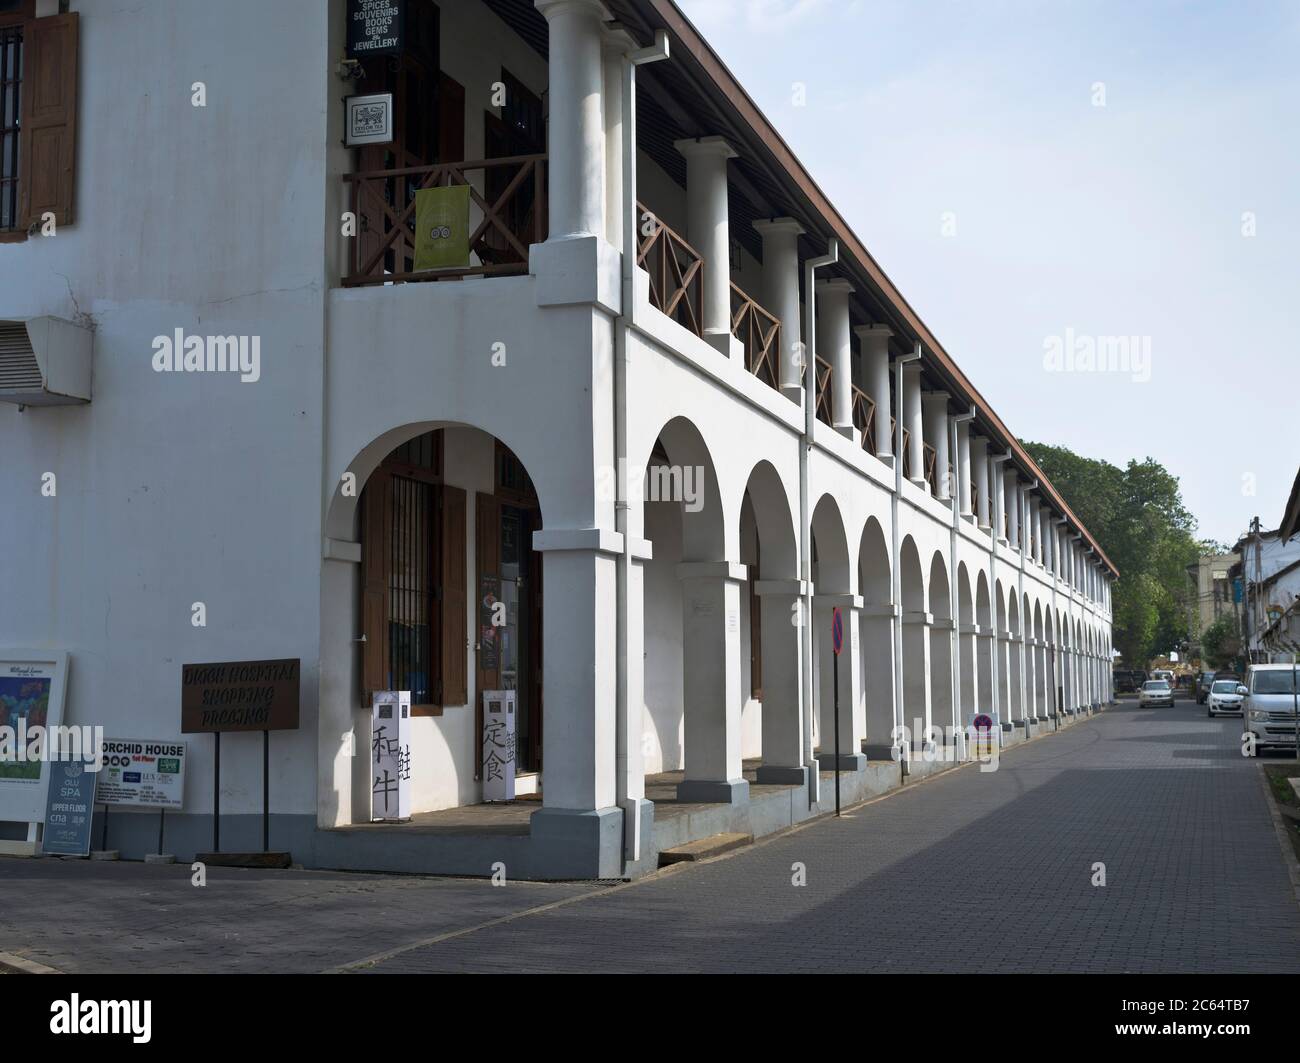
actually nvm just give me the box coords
[2,697,1298,973]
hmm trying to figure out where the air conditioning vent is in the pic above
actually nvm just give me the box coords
[0,316,93,406]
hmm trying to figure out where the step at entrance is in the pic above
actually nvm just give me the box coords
[658,831,753,866]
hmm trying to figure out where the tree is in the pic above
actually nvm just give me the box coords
[1021,443,1201,667]
[1201,614,1241,671]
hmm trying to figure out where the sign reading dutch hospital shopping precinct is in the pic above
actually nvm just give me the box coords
[181,659,300,734]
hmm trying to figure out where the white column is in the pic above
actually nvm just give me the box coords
[903,363,925,489]
[1032,498,1044,564]
[754,218,805,399]
[922,392,951,500]
[677,562,748,803]
[675,136,740,358]
[957,421,973,518]
[601,30,630,250]
[754,581,807,784]
[856,325,893,459]
[972,436,991,529]
[817,279,856,438]
[538,0,609,240]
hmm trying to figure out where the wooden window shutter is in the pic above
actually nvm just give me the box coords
[361,470,391,705]
[439,484,468,707]
[19,12,78,229]
[437,73,464,163]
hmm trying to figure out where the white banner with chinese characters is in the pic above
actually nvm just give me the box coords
[481,690,516,802]
[370,691,411,821]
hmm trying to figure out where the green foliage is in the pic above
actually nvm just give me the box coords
[1201,614,1241,671]
[1022,442,1201,667]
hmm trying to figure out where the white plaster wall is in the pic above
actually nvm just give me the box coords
[0,0,331,820]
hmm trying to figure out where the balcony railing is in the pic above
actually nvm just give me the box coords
[923,443,937,494]
[851,385,876,450]
[813,356,834,426]
[343,154,547,286]
[637,202,703,337]
[730,282,781,388]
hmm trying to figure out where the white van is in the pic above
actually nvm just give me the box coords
[1244,663,1299,752]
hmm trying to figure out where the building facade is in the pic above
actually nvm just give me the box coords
[1187,550,1239,656]
[1,0,1115,878]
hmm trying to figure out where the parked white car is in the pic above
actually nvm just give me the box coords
[1138,679,1174,708]
[1206,679,1244,717]
[1244,664,1299,752]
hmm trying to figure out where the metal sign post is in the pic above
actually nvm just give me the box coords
[832,607,843,816]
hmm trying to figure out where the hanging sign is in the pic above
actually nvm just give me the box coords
[415,185,471,271]
[346,0,405,58]
[371,691,411,821]
[344,92,394,147]
[96,739,187,809]
[181,659,300,734]
[41,761,96,857]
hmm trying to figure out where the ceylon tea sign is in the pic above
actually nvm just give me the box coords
[181,659,300,734]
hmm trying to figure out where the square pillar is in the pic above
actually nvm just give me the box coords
[754,580,808,785]
[901,611,933,750]
[676,562,749,803]
[861,606,897,758]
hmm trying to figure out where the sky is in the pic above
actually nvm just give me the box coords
[675,0,1299,547]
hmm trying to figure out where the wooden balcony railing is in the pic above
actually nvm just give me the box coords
[637,203,703,337]
[851,385,876,450]
[343,154,546,286]
[730,283,781,388]
[814,356,833,426]
[923,443,938,494]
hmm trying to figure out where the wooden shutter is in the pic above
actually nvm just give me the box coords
[19,12,77,229]
[437,73,464,163]
[439,484,467,708]
[361,470,391,705]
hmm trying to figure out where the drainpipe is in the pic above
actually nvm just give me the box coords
[891,343,922,755]
[1020,479,1036,723]
[801,238,838,806]
[614,29,669,870]
[950,407,975,751]
[988,449,1011,729]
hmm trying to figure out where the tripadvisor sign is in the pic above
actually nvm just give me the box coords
[181,659,300,734]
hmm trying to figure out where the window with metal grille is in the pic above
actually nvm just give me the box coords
[389,475,435,704]
[0,24,20,231]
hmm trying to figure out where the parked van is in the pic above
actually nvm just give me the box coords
[1243,664,1299,752]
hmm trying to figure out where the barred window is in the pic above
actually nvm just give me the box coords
[0,24,20,230]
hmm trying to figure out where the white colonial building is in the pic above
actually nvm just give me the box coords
[1,0,1115,878]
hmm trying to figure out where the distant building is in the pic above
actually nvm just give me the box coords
[1187,551,1239,657]
[1231,527,1300,664]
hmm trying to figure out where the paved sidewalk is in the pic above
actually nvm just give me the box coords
[2,698,1297,973]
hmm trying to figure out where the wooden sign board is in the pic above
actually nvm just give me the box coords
[181,659,300,734]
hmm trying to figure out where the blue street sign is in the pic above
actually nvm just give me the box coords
[832,607,844,655]
[42,760,97,856]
